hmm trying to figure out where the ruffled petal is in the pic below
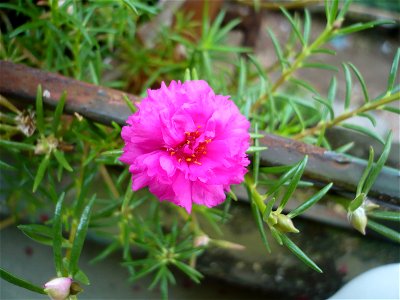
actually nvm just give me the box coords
[120,80,250,213]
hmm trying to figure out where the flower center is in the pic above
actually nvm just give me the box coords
[166,127,211,165]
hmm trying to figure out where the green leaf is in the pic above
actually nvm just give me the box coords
[228,189,238,201]
[33,154,51,192]
[337,20,395,36]
[191,68,199,80]
[53,192,66,276]
[311,48,336,55]
[334,142,354,153]
[99,149,123,160]
[121,0,138,14]
[74,269,90,285]
[9,19,47,38]
[312,96,334,120]
[18,224,71,248]
[387,48,400,93]
[279,233,322,273]
[362,132,392,194]
[52,91,67,133]
[383,106,400,114]
[0,160,17,170]
[303,62,338,72]
[348,193,365,212]
[0,3,37,19]
[336,0,351,21]
[260,165,293,174]
[341,123,384,145]
[280,8,305,46]
[348,63,369,103]
[267,162,302,197]
[172,260,203,283]
[53,149,73,172]
[357,147,374,196]
[267,28,287,70]
[327,76,337,104]
[238,57,247,99]
[368,211,400,222]
[253,123,261,184]
[289,78,319,95]
[367,220,400,243]
[250,132,264,139]
[247,146,268,153]
[69,195,96,277]
[184,68,191,81]
[251,201,271,253]
[247,54,267,80]
[278,156,308,211]
[148,265,167,290]
[36,84,44,135]
[303,9,311,45]
[0,267,46,295]
[122,94,137,113]
[269,226,283,245]
[358,112,376,127]
[263,197,276,222]
[0,140,35,151]
[316,123,327,147]
[328,0,339,24]
[342,63,352,110]
[288,183,333,218]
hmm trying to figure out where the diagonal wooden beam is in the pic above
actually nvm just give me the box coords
[0,60,398,204]
[0,60,135,125]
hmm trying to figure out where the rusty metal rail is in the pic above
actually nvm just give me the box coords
[0,60,399,205]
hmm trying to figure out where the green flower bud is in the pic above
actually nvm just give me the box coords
[348,207,367,235]
[275,214,299,233]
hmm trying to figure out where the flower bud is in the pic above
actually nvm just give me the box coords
[348,207,367,235]
[43,277,72,300]
[275,214,299,233]
[194,235,210,247]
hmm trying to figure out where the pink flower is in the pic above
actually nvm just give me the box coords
[120,80,250,213]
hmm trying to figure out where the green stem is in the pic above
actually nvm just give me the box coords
[244,174,266,213]
[294,91,400,139]
[251,24,336,111]
[99,165,120,199]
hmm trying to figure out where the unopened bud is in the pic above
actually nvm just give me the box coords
[333,19,343,30]
[275,214,299,233]
[43,277,72,300]
[348,207,367,235]
[194,235,210,247]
